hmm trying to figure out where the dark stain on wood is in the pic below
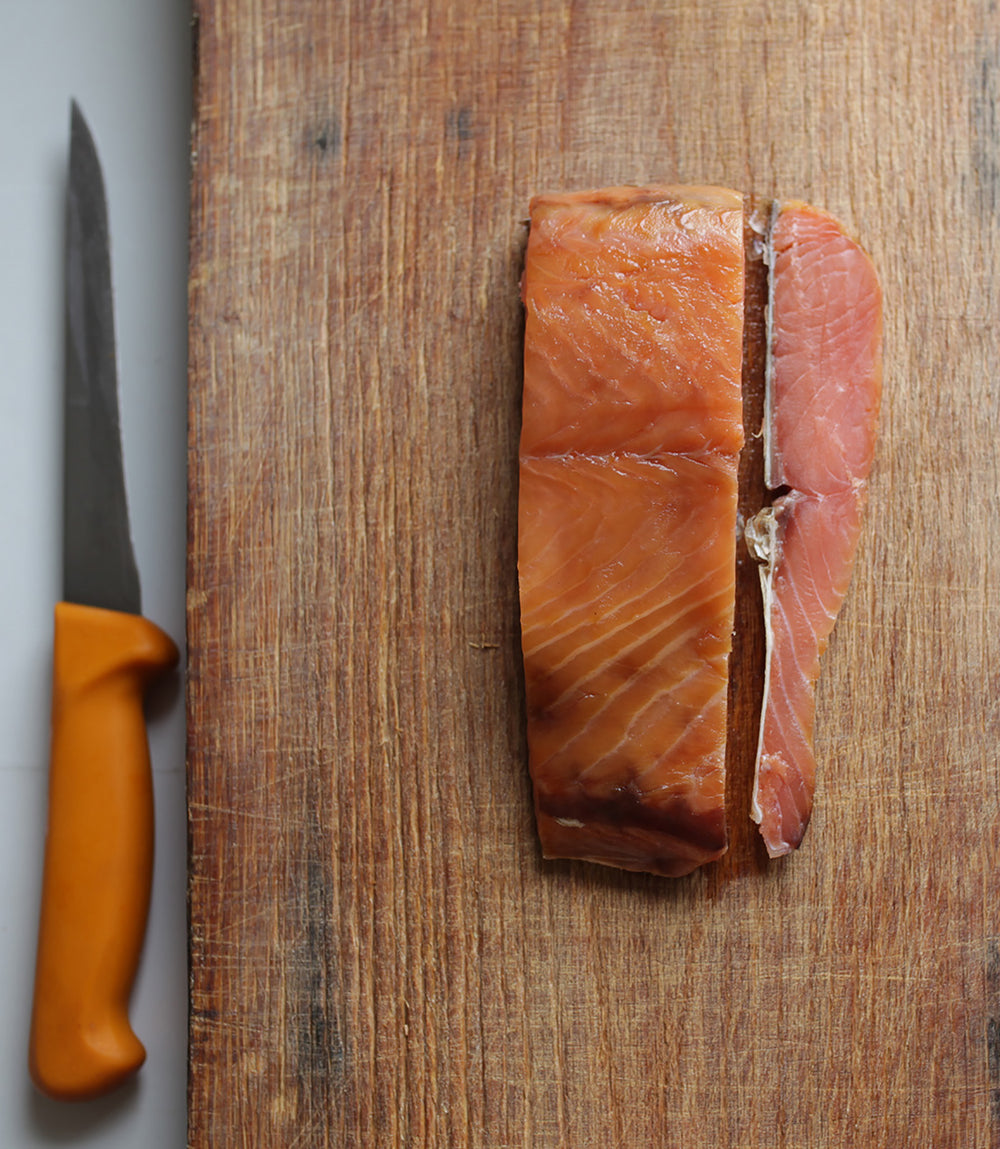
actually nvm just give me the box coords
[987,939,1000,1134]
[311,117,341,158]
[445,105,474,158]
[288,844,345,1113]
[972,39,1000,216]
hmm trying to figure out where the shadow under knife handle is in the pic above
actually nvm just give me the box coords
[29,601,178,1101]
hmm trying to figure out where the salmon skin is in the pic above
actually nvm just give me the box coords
[518,186,745,877]
[746,202,883,857]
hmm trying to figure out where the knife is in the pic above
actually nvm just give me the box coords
[27,101,178,1102]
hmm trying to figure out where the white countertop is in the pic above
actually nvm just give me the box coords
[0,3,190,1144]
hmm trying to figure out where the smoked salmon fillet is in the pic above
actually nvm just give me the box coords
[518,189,881,874]
[518,187,745,877]
[747,202,883,857]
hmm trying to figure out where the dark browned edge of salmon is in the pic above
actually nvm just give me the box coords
[711,196,773,880]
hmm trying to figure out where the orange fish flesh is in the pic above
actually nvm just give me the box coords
[518,187,745,877]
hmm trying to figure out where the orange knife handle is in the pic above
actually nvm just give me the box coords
[29,601,179,1101]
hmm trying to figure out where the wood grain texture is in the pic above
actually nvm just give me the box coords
[186,2,1000,1145]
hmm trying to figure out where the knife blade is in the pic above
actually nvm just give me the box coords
[28,101,178,1103]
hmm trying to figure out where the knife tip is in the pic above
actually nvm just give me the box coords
[69,99,95,148]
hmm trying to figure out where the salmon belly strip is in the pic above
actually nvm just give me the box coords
[748,202,883,857]
[518,187,745,877]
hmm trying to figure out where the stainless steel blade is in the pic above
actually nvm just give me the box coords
[63,101,140,616]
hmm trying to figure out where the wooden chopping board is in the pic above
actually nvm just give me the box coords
[186,1,1000,1145]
